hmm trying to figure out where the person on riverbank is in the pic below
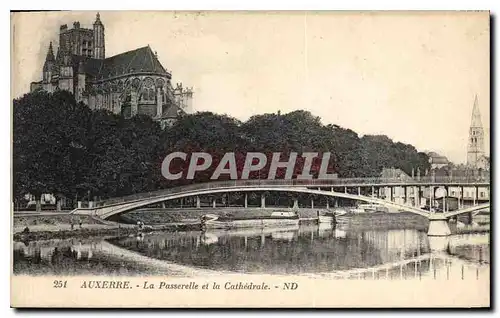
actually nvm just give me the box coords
[70,219,74,230]
[78,218,83,229]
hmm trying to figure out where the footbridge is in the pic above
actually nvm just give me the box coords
[71,177,490,236]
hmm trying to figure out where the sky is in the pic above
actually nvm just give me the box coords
[11,11,490,164]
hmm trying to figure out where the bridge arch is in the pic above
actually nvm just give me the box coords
[73,187,432,220]
[443,203,490,218]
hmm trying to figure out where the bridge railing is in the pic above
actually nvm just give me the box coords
[95,175,490,207]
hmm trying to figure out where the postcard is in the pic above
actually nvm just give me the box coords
[10,10,490,308]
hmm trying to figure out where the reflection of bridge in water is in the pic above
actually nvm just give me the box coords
[72,177,490,236]
[13,226,489,279]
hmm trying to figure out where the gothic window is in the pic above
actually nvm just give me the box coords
[141,77,155,101]
[131,78,141,90]
[156,78,165,89]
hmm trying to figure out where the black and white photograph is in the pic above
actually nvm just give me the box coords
[10,10,490,308]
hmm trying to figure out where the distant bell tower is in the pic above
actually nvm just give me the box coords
[93,12,105,59]
[466,95,485,167]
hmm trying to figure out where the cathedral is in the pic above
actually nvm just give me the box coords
[30,13,193,128]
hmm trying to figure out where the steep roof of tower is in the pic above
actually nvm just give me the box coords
[471,95,483,128]
[45,42,55,62]
[43,42,56,71]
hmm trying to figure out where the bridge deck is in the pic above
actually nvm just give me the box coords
[96,176,490,207]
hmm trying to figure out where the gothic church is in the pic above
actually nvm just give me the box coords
[30,13,193,127]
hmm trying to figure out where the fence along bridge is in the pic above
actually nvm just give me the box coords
[72,176,490,236]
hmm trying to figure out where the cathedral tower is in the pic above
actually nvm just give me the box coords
[466,95,485,167]
[93,13,105,59]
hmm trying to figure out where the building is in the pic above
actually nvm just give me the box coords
[427,152,449,169]
[466,95,488,170]
[30,13,193,128]
[378,168,417,206]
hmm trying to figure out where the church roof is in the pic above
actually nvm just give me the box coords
[426,151,448,164]
[470,94,483,128]
[430,157,448,164]
[71,46,169,80]
[162,103,183,119]
[380,168,413,181]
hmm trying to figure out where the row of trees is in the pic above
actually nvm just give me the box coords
[13,90,430,209]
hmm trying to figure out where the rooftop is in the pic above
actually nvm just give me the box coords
[72,46,170,80]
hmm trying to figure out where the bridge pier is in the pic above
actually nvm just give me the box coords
[428,236,450,251]
[244,193,248,208]
[196,196,201,209]
[212,198,216,209]
[311,198,314,209]
[293,198,299,209]
[261,193,266,208]
[466,212,473,225]
[427,215,451,236]
[326,200,329,209]
[458,187,463,209]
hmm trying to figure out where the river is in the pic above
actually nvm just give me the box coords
[13,220,490,281]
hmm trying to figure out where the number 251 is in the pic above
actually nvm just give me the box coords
[53,280,67,288]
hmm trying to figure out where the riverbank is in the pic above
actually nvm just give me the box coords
[13,208,489,242]
[120,207,328,224]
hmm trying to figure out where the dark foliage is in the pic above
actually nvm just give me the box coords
[13,91,430,205]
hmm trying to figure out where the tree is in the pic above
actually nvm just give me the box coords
[13,92,431,208]
[13,90,91,210]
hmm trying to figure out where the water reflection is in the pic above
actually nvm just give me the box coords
[13,224,489,280]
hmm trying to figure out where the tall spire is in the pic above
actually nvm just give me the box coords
[93,12,105,59]
[43,42,55,72]
[94,12,103,25]
[467,94,485,167]
[470,94,483,128]
[45,42,55,62]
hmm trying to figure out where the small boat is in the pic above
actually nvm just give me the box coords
[334,208,348,216]
[358,204,390,213]
[349,207,366,214]
[318,208,347,223]
[200,211,300,230]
